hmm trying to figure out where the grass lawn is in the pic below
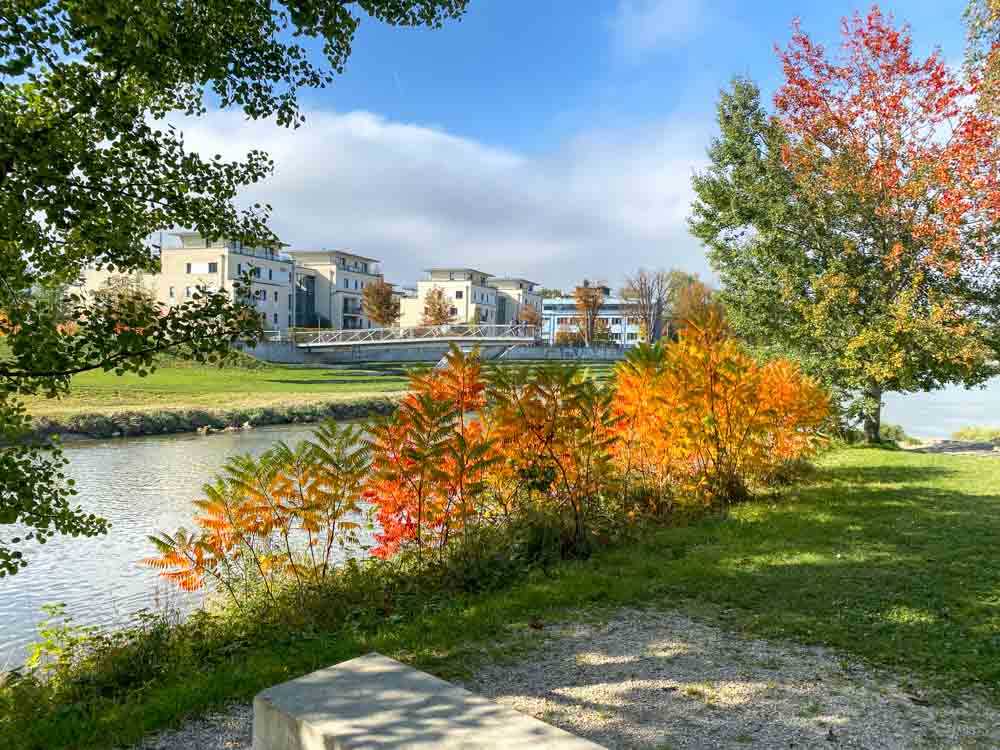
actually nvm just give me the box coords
[12,446,999,749]
[21,358,618,418]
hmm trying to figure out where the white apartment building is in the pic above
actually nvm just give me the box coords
[489,277,543,324]
[399,268,500,327]
[80,231,296,333]
[542,295,642,348]
[288,250,384,330]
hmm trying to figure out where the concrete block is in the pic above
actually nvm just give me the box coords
[253,652,605,749]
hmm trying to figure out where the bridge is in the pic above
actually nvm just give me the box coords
[296,323,539,349]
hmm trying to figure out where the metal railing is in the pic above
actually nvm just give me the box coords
[298,323,540,347]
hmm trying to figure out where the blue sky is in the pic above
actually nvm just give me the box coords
[184,1,972,289]
[317,0,968,152]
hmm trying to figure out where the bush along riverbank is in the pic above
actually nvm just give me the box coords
[1,314,833,749]
[27,398,399,440]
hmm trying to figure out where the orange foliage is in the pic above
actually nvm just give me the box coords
[144,423,368,600]
[148,339,830,596]
[364,346,496,558]
[612,312,829,508]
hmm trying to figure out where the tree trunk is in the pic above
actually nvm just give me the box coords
[863,386,883,444]
[651,299,664,342]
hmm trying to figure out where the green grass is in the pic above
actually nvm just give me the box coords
[22,358,618,418]
[6,446,998,749]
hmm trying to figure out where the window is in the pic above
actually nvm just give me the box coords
[208,262,218,273]
[455,290,463,299]
[450,306,458,316]
[343,278,349,289]
[268,269,273,281]
[168,286,175,299]
[185,286,192,298]
[273,291,278,302]
[253,267,261,278]
[354,279,359,290]
[185,262,192,274]
[237,263,242,275]
[273,312,279,324]
[362,262,368,273]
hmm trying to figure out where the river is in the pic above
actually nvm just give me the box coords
[0,424,333,668]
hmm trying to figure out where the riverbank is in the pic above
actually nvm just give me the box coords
[3,446,998,749]
[21,357,615,439]
[29,396,399,440]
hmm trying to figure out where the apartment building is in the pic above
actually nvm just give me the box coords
[288,250,383,330]
[399,268,499,327]
[489,277,542,324]
[79,231,296,332]
[542,295,642,348]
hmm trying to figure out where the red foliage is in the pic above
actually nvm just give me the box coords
[775,6,1000,270]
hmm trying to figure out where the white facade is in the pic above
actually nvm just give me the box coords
[287,250,384,330]
[80,232,296,333]
[399,269,500,327]
[489,278,542,324]
[541,296,642,348]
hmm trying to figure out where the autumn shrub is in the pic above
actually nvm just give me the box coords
[612,310,830,509]
[143,338,828,608]
[364,347,496,560]
[485,363,619,555]
[145,421,370,609]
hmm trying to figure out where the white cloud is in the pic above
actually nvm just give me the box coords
[611,0,702,60]
[176,109,712,289]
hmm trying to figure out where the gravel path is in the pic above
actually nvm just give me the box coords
[135,609,1000,750]
[467,609,1000,749]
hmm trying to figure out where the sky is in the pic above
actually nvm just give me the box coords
[179,0,971,290]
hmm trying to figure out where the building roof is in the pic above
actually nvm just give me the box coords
[168,231,289,247]
[289,249,381,263]
[488,277,540,288]
[424,267,494,277]
[543,296,628,307]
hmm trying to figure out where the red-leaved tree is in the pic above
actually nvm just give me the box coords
[693,6,1000,443]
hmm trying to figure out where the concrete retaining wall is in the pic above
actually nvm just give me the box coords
[502,345,624,361]
[240,340,308,364]
[244,341,626,365]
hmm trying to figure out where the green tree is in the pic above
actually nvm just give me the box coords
[0,0,469,575]
[691,15,1000,443]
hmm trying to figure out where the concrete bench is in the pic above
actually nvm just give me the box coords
[253,652,605,749]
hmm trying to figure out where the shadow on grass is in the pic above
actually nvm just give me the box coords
[617,470,1000,695]
[816,463,956,485]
